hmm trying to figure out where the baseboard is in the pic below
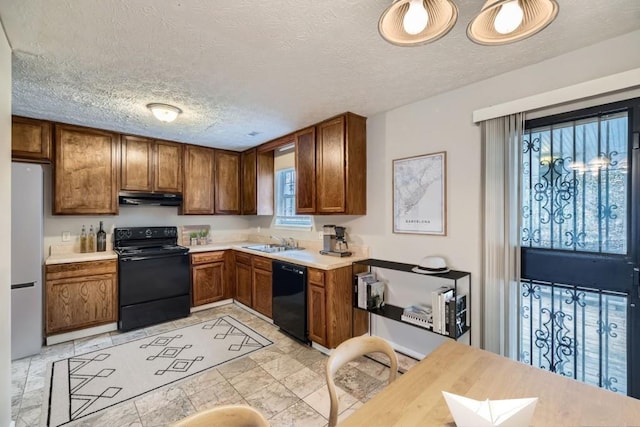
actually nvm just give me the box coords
[46,323,118,346]
[311,341,332,356]
[232,301,274,324]
[190,299,233,312]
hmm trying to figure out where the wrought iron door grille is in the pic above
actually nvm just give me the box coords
[521,112,628,254]
[519,279,627,394]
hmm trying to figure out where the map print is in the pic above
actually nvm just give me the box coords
[393,152,445,234]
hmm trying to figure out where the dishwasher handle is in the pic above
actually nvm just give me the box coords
[274,261,306,275]
[278,264,304,274]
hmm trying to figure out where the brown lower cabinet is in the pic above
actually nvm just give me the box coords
[45,260,118,336]
[191,251,227,306]
[251,256,272,318]
[307,265,369,348]
[233,251,273,318]
[234,252,253,307]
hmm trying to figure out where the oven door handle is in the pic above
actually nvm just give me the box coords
[120,252,188,262]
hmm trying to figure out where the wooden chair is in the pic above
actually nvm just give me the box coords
[326,336,399,427]
[171,404,270,427]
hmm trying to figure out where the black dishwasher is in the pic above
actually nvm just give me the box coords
[272,260,308,343]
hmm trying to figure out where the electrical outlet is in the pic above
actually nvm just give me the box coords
[62,231,71,242]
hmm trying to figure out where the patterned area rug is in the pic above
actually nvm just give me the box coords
[42,316,272,426]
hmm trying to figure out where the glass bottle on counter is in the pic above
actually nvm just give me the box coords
[80,225,87,253]
[88,225,96,252]
[96,221,106,252]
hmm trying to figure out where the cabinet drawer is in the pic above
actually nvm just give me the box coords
[46,260,117,280]
[252,256,272,272]
[235,251,252,265]
[191,251,225,265]
[308,268,325,286]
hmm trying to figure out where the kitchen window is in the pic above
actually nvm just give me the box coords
[275,168,312,228]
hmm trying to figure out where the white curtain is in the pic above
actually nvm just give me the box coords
[481,113,524,357]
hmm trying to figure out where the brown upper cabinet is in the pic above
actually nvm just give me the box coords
[214,150,241,215]
[182,144,215,214]
[241,148,274,215]
[11,116,52,163]
[53,124,120,215]
[121,136,182,193]
[296,113,367,215]
[295,127,316,214]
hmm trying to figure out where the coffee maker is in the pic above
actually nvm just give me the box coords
[320,225,352,257]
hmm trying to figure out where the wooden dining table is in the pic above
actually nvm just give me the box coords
[339,340,640,426]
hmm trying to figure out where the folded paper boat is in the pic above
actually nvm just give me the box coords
[442,391,538,427]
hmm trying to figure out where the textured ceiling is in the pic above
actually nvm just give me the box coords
[1,0,639,150]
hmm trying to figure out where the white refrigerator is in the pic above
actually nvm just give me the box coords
[11,162,43,360]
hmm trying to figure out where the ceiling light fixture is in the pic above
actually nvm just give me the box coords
[378,0,458,47]
[467,0,559,45]
[379,0,558,47]
[146,103,182,123]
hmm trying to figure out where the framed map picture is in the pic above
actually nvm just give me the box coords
[393,151,446,235]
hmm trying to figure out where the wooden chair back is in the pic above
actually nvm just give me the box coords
[171,404,270,427]
[326,336,398,427]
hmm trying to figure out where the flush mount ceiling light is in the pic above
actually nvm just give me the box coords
[146,103,182,123]
[378,0,458,47]
[467,0,559,45]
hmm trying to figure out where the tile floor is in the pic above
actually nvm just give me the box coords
[11,303,417,427]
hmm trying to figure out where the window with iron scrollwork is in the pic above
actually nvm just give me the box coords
[522,111,628,254]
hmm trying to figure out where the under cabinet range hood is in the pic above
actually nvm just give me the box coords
[118,191,182,206]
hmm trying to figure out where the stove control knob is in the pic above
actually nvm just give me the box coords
[145,229,152,237]
[165,228,176,237]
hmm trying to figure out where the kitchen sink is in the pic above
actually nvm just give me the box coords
[243,244,304,253]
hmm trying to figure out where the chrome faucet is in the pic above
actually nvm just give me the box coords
[270,235,287,246]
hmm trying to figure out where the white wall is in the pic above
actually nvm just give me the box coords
[247,29,640,354]
[363,29,640,352]
[0,23,12,427]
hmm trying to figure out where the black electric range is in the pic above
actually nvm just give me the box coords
[114,226,190,331]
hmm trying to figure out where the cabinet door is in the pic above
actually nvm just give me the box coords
[316,116,346,213]
[241,148,257,215]
[154,140,182,193]
[295,127,316,214]
[46,273,117,335]
[121,135,153,191]
[308,284,327,346]
[215,150,241,214]
[192,261,225,306]
[252,268,272,318]
[235,262,252,307]
[12,116,52,163]
[54,124,119,215]
[182,144,215,214]
[256,151,275,215]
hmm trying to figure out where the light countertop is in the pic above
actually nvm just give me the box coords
[46,242,366,270]
[45,251,118,265]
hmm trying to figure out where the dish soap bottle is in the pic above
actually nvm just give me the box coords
[88,225,96,252]
[80,225,87,253]
[97,221,107,252]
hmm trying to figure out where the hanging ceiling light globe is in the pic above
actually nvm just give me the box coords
[467,0,559,45]
[379,0,458,47]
